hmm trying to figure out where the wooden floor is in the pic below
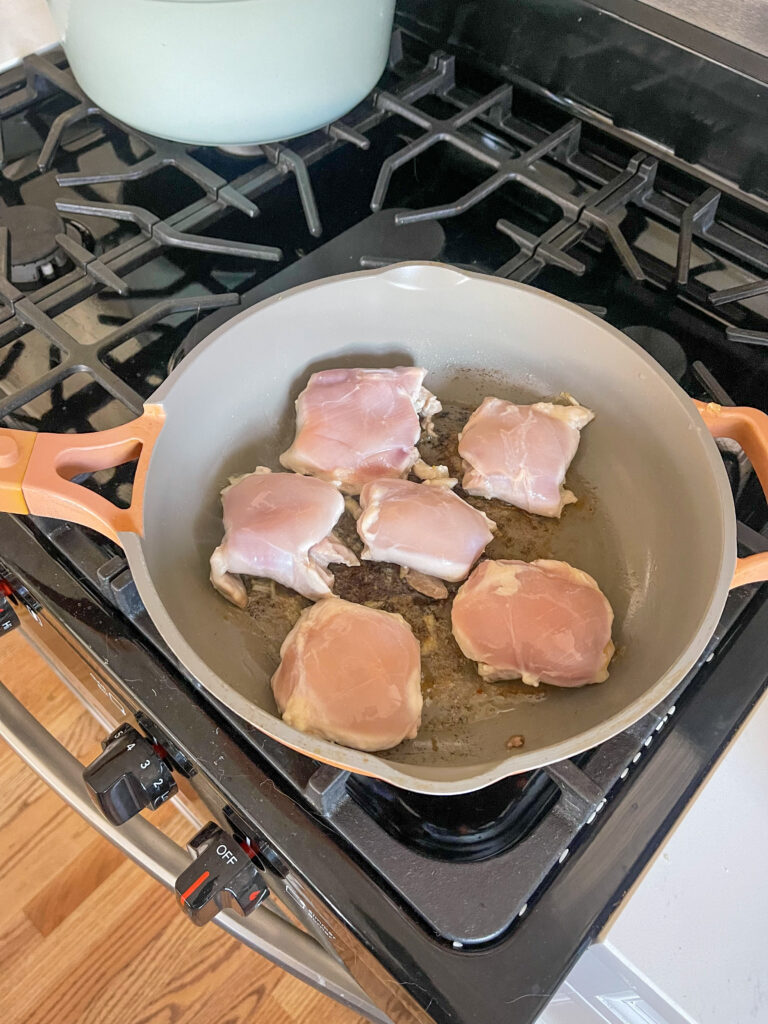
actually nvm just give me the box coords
[0,631,368,1024]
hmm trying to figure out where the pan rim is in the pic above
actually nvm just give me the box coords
[123,262,736,795]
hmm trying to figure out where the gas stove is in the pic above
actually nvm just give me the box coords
[1,9,767,1024]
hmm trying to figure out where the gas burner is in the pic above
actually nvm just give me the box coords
[622,325,688,383]
[0,204,70,286]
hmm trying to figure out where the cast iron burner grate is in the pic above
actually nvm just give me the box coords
[171,41,768,410]
[1,35,767,436]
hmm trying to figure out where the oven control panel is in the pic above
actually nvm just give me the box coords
[83,723,177,826]
[175,821,269,925]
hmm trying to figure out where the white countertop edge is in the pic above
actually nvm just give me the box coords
[597,686,768,1024]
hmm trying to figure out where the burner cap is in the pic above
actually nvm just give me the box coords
[622,325,688,383]
[216,144,264,158]
[0,204,67,285]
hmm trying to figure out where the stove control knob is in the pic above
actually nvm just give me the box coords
[176,822,269,926]
[83,724,177,826]
[0,591,19,635]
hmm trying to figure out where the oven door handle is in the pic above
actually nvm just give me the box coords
[0,675,389,1024]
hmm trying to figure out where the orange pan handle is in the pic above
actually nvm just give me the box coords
[694,399,768,588]
[0,405,164,545]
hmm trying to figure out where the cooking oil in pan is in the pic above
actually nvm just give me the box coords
[244,401,626,764]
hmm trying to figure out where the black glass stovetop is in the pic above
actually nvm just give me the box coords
[1,28,767,951]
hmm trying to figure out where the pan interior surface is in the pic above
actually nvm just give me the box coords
[132,264,733,792]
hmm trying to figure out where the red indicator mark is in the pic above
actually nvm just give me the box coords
[238,838,259,859]
[180,870,210,903]
[249,890,263,902]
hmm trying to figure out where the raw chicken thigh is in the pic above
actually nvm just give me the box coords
[271,599,422,751]
[210,468,358,606]
[280,366,441,494]
[357,478,496,582]
[458,397,594,517]
[451,559,614,687]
